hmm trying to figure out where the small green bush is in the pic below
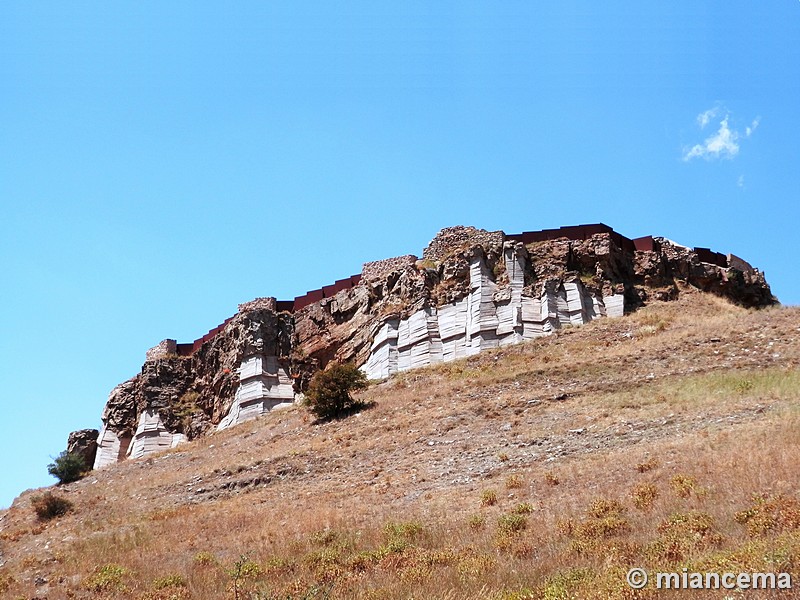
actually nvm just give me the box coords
[468,514,486,531]
[734,494,800,536]
[513,502,535,515]
[631,483,659,510]
[384,521,423,541]
[153,573,187,589]
[670,474,700,499]
[304,362,368,421]
[505,474,523,489]
[498,514,528,535]
[31,491,73,521]
[47,450,87,484]
[193,551,217,565]
[481,489,498,507]
[84,564,129,593]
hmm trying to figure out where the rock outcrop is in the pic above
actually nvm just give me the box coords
[74,224,775,469]
[66,429,98,470]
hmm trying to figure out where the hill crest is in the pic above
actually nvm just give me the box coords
[69,224,774,471]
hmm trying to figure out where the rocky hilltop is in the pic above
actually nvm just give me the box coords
[73,224,774,470]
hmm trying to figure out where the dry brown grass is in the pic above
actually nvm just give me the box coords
[1,295,799,598]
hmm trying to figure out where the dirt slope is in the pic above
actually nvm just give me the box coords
[2,290,799,599]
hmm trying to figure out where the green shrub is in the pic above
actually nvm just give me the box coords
[670,474,701,499]
[304,362,368,421]
[631,482,659,510]
[513,502,535,515]
[544,472,560,486]
[498,514,528,535]
[481,489,498,507]
[734,494,800,536]
[31,491,73,521]
[47,450,87,484]
[84,564,129,593]
[384,521,423,541]
[505,474,523,489]
[227,555,262,599]
[193,551,217,565]
[648,511,721,562]
[153,573,187,589]
[587,499,625,519]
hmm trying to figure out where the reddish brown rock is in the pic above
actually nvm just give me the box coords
[82,225,776,468]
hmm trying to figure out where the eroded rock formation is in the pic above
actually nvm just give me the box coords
[66,429,98,469]
[77,224,775,469]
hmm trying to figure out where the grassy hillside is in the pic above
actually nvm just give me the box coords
[2,289,799,599]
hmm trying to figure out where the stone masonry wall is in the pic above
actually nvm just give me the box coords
[422,226,504,262]
[238,297,278,312]
[145,339,177,361]
[361,255,419,281]
[82,223,776,469]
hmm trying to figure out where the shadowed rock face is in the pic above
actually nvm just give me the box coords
[66,429,98,470]
[78,226,776,468]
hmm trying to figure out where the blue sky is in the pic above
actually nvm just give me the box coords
[1,2,798,508]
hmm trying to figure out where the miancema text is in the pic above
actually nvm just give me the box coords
[657,570,791,590]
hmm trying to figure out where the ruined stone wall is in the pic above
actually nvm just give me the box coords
[81,223,776,469]
[362,255,418,282]
[145,339,177,362]
[422,226,504,262]
[238,297,277,312]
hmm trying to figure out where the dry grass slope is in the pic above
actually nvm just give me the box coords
[1,290,799,599]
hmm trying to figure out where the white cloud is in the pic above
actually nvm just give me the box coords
[737,175,745,188]
[683,109,759,161]
[745,117,760,138]
[697,107,719,129]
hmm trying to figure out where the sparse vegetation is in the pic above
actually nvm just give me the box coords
[84,564,130,593]
[630,482,658,511]
[47,450,87,484]
[193,551,217,565]
[497,513,527,535]
[2,297,800,598]
[544,471,560,486]
[512,502,534,515]
[0,573,13,593]
[174,390,201,432]
[734,494,800,536]
[152,573,187,589]
[227,554,262,600]
[304,362,368,421]
[480,489,498,507]
[636,456,659,473]
[636,311,671,335]
[670,473,702,499]
[31,491,73,521]
[468,514,486,531]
